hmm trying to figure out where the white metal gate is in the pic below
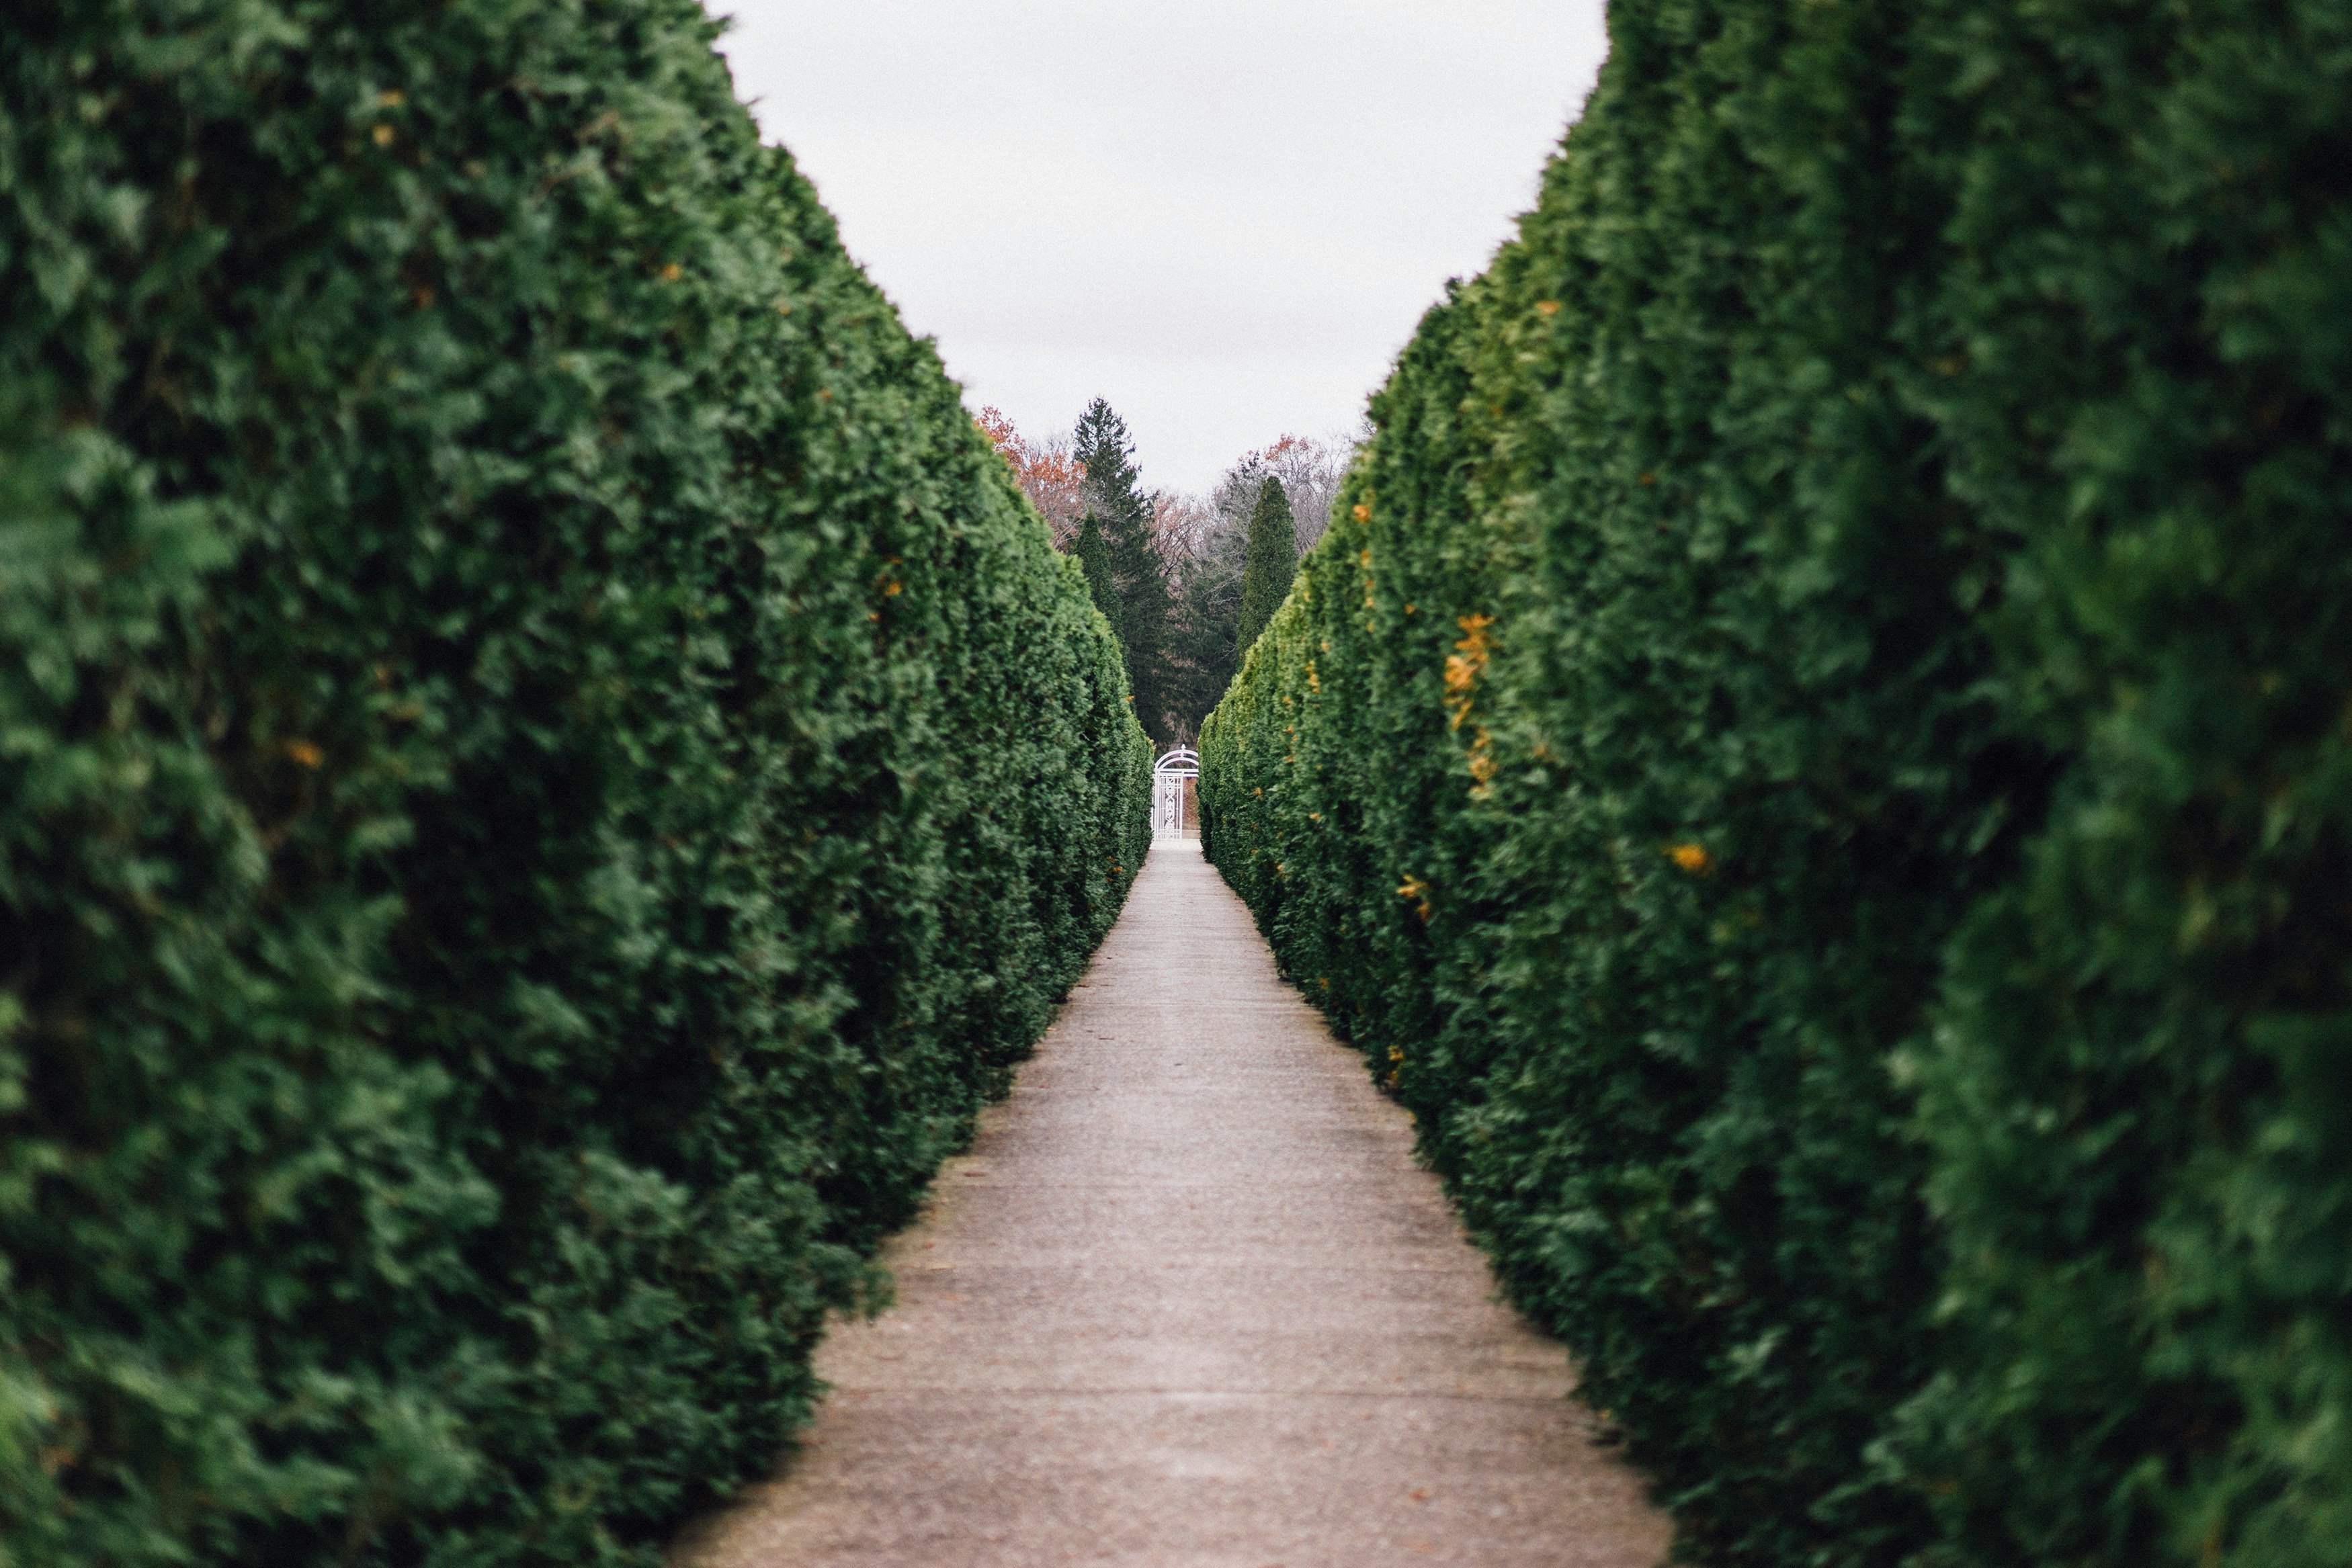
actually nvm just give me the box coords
[1152,746,1200,837]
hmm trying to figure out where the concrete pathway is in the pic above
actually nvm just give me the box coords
[675,839,1669,1568]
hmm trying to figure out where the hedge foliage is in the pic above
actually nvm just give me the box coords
[0,1,1150,1563]
[1201,3,2352,1565]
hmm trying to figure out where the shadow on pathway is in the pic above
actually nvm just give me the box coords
[673,838,1669,1567]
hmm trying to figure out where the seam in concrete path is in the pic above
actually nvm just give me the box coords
[673,838,1669,1568]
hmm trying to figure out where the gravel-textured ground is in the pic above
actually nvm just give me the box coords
[673,838,1669,1568]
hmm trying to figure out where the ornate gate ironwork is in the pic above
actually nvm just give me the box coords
[1152,746,1200,838]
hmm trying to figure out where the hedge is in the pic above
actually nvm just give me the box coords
[1201,3,2352,1565]
[0,2,1150,1564]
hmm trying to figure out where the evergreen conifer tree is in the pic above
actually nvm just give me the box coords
[1161,453,1263,733]
[1073,398,1173,737]
[1169,559,1242,734]
[1073,509,1124,644]
[1235,476,1298,654]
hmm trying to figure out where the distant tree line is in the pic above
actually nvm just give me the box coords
[984,404,1354,742]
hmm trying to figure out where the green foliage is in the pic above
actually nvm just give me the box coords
[1202,3,2352,1566]
[1165,556,1240,739]
[1074,398,1173,738]
[1074,510,1124,645]
[1234,478,1296,656]
[0,2,1150,1565]
[1160,458,1259,739]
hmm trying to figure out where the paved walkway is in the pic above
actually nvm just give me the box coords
[675,839,1669,1568]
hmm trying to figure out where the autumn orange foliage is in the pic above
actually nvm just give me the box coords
[976,406,1088,544]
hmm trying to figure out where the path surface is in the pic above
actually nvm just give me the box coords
[675,840,1669,1568]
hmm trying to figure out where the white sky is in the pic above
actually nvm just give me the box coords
[714,2,1609,496]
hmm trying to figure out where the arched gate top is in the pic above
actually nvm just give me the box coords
[1152,747,1199,837]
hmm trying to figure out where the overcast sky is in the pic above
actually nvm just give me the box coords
[714,2,1610,496]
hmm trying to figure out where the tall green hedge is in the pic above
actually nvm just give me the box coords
[0,2,1150,1563]
[1202,3,2352,1565]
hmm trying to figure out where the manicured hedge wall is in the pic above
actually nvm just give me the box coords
[1202,3,2352,1565]
[0,2,1149,1564]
